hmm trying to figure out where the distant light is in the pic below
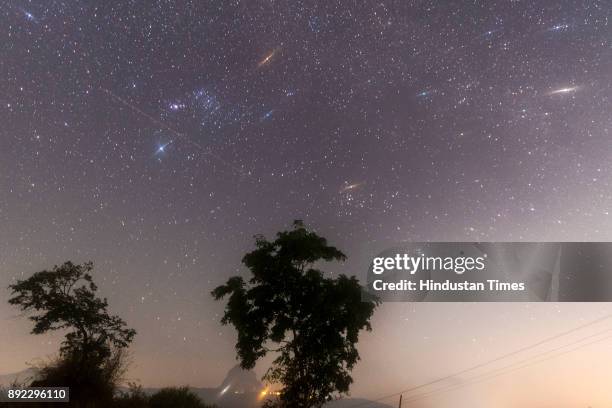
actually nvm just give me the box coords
[258,387,269,400]
[219,385,231,396]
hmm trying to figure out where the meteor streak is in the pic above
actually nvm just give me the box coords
[340,182,364,193]
[257,48,278,68]
[548,86,579,95]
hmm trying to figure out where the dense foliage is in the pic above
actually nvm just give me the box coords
[213,221,379,407]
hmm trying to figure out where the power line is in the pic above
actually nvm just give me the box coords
[348,313,612,407]
[400,327,612,406]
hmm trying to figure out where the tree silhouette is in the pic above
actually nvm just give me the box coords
[8,261,136,369]
[212,221,379,408]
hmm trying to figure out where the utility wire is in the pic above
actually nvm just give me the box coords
[348,313,612,407]
[400,327,612,406]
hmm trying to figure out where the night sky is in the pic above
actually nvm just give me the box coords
[2,1,612,405]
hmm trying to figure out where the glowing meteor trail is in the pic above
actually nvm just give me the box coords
[340,182,364,193]
[100,88,247,176]
[257,48,278,68]
[548,86,579,95]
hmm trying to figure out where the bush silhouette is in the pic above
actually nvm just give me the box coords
[113,384,149,408]
[24,348,129,407]
[149,387,213,408]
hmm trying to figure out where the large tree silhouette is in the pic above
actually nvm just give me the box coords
[213,221,378,408]
[8,261,136,368]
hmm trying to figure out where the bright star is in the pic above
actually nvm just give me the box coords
[261,109,274,121]
[155,142,172,155]
[20,9,37,22]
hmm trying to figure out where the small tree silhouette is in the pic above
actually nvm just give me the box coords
[212,221,379,408]
[8,261,136,368]
[8,261,136,406]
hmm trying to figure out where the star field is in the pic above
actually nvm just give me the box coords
[2,0,612,397]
